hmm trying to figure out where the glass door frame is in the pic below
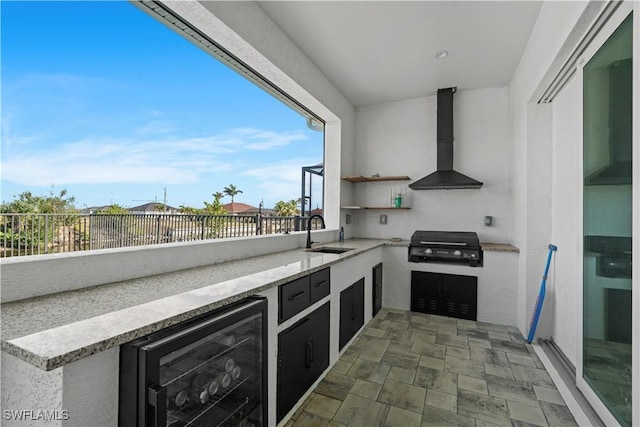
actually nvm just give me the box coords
[576,2,638,426]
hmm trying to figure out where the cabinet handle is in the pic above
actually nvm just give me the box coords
[352,302,357,320]
[288,291,305,301]
[147,384,167,427]
[305,341,312,368]
[309,337,315,363]
[314,280,327,288]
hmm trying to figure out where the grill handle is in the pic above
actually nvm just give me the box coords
[419,241,468,246]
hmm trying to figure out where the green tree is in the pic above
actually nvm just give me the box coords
[96,204,129,214]
[179,205,201,214]
[0,188,77,214]
[0,188,77,254]
[201,192,228,239]
[273,199,300,216]
[203,192,227,215]
[223,184,243,203]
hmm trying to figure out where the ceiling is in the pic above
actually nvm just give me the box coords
[258,1,543,107]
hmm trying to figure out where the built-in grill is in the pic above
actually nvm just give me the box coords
[408,231,482,267]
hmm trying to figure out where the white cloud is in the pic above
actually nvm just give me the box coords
[134,120,176,137]
[0,127,310,187]
[10,72,110,91]
[241,158,323,205]
[234,128,307,151]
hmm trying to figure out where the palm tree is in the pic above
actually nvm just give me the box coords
[204,192,226,214]
[223,185,243,204]
[273,199,300,216]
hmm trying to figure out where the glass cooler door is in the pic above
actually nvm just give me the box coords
[137,298,266,427]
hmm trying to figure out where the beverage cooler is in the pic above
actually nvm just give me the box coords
[119,297,267,427]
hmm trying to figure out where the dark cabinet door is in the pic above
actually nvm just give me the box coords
[411,271,477,320]
[442,275,477,320]
[372,263,383,317]
[309,268,330,304]
[339,278,364,350]
[339,285,354,350]
[277,302,330,422]
[411,271,444,314]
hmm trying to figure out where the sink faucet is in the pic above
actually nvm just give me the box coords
[306,214,326,249]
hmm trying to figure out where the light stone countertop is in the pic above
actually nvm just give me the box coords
[480,243,520,253]
[0,237,517,371]
[1,239,397,371]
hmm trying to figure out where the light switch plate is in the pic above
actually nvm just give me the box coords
[380,214,387,225]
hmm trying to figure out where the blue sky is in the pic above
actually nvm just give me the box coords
[1,1,324,210]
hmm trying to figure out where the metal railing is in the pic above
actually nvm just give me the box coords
[0,213,323,258]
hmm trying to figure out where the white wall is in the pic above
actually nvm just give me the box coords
[1,353,64,427]
[383,246,518,327]
[349,87,512,244]
[509,1,590,354]
[0,229,336,303]
[0,348,119,427]
[549,75,581,364]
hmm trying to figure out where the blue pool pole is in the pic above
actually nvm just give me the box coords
[527,244,558,344]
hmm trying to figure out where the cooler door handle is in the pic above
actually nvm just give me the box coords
[148,384,167,427]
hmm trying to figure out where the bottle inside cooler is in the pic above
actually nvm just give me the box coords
[154,309,263,426]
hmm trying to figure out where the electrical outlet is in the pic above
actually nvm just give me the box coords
[379,214,387,225]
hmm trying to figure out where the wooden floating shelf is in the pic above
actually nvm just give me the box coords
[341,175,411,183]
[341,206,411,210]
[365,207,411,210]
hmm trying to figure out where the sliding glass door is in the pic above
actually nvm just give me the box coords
[582,9,633,427]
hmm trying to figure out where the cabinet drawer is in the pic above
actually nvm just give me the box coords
[279,276,310,322]
[309,268,330,304]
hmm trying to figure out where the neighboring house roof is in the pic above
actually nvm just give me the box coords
[128,203,178,213]
[243,207,275,216]
[310,208,323,215]
[222,202,257,214]
[82,205,112,214]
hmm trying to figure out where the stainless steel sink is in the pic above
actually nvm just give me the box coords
[307,247,354,254]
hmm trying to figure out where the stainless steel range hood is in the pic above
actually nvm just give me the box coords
[409,87,483,190]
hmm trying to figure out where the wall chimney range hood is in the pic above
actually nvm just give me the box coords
[585,58,632,186]
[409,87,483,190]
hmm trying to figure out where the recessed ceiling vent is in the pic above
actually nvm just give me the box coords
[409,87,483,190]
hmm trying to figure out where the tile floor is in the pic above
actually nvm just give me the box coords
[584,337,632,425]
[284,308,578,427]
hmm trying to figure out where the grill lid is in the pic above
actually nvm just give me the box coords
[410,231,480,247]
